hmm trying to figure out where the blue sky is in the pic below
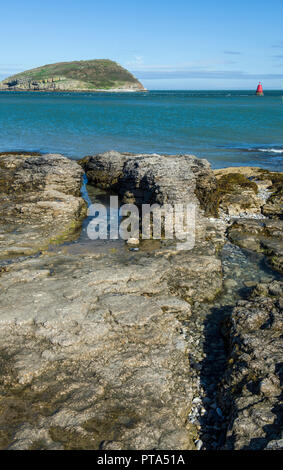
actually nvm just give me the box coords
[1,0,283,89]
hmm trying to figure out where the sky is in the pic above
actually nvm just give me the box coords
[1,0,283,90]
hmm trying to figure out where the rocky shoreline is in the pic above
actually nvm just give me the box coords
[0,151,282,450]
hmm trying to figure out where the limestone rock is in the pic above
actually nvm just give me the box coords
[2,150,280,451]
[80,151,218,215]
[0,153,86,259]
[79,151,128,191]
[221,281,283,450]
[0,148,224,449]
[0,250,198,450]
[219,189,263,217]
[228,218,283,273]
[214,166,282,219]
[263,191,283,219]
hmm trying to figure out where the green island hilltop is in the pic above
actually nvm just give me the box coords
[0,59,146,92]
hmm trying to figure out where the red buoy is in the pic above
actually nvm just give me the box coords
[256,82,264,96]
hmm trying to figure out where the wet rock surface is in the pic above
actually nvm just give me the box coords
[182,242,282,450]
[214,167,283,274]
[0,152,282,450]
[0,240,224,449]
[228,219,283,274]
[221,281,283,450]
[0,250,195,450]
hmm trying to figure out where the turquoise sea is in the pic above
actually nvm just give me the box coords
[0,90,282,171]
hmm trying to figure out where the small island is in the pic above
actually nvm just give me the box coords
[0,59,146,92]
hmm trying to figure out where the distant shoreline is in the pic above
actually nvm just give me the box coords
[0,88,281,93]
[0,88,148,93]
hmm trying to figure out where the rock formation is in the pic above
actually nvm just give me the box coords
[0,152,86,259]
[80,151,218,214]
[228,219,283,274]
[0,152,282,450]
[214,166,283,274]
[221,281,283,450]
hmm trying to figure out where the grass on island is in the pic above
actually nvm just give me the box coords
[3,59,142,90]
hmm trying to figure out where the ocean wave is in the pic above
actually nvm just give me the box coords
[244,147,283,154]
[222,146,283,155]
[257,148,283,154]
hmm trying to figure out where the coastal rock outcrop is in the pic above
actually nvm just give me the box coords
[221,281,283,450]
[228,218,283,273]
[79,151,128,191]
[214,169,263,217]
[214,166,283,219]
[0,153,86,259]
[0,250,197,450]
[263,188,283,219]
[80,151,218,215]
[0,151,281,450]
[0,237,224,449]
[214,167,283,273]
[0,151,224,450]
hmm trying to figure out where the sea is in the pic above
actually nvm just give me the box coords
[0,90,282,171]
